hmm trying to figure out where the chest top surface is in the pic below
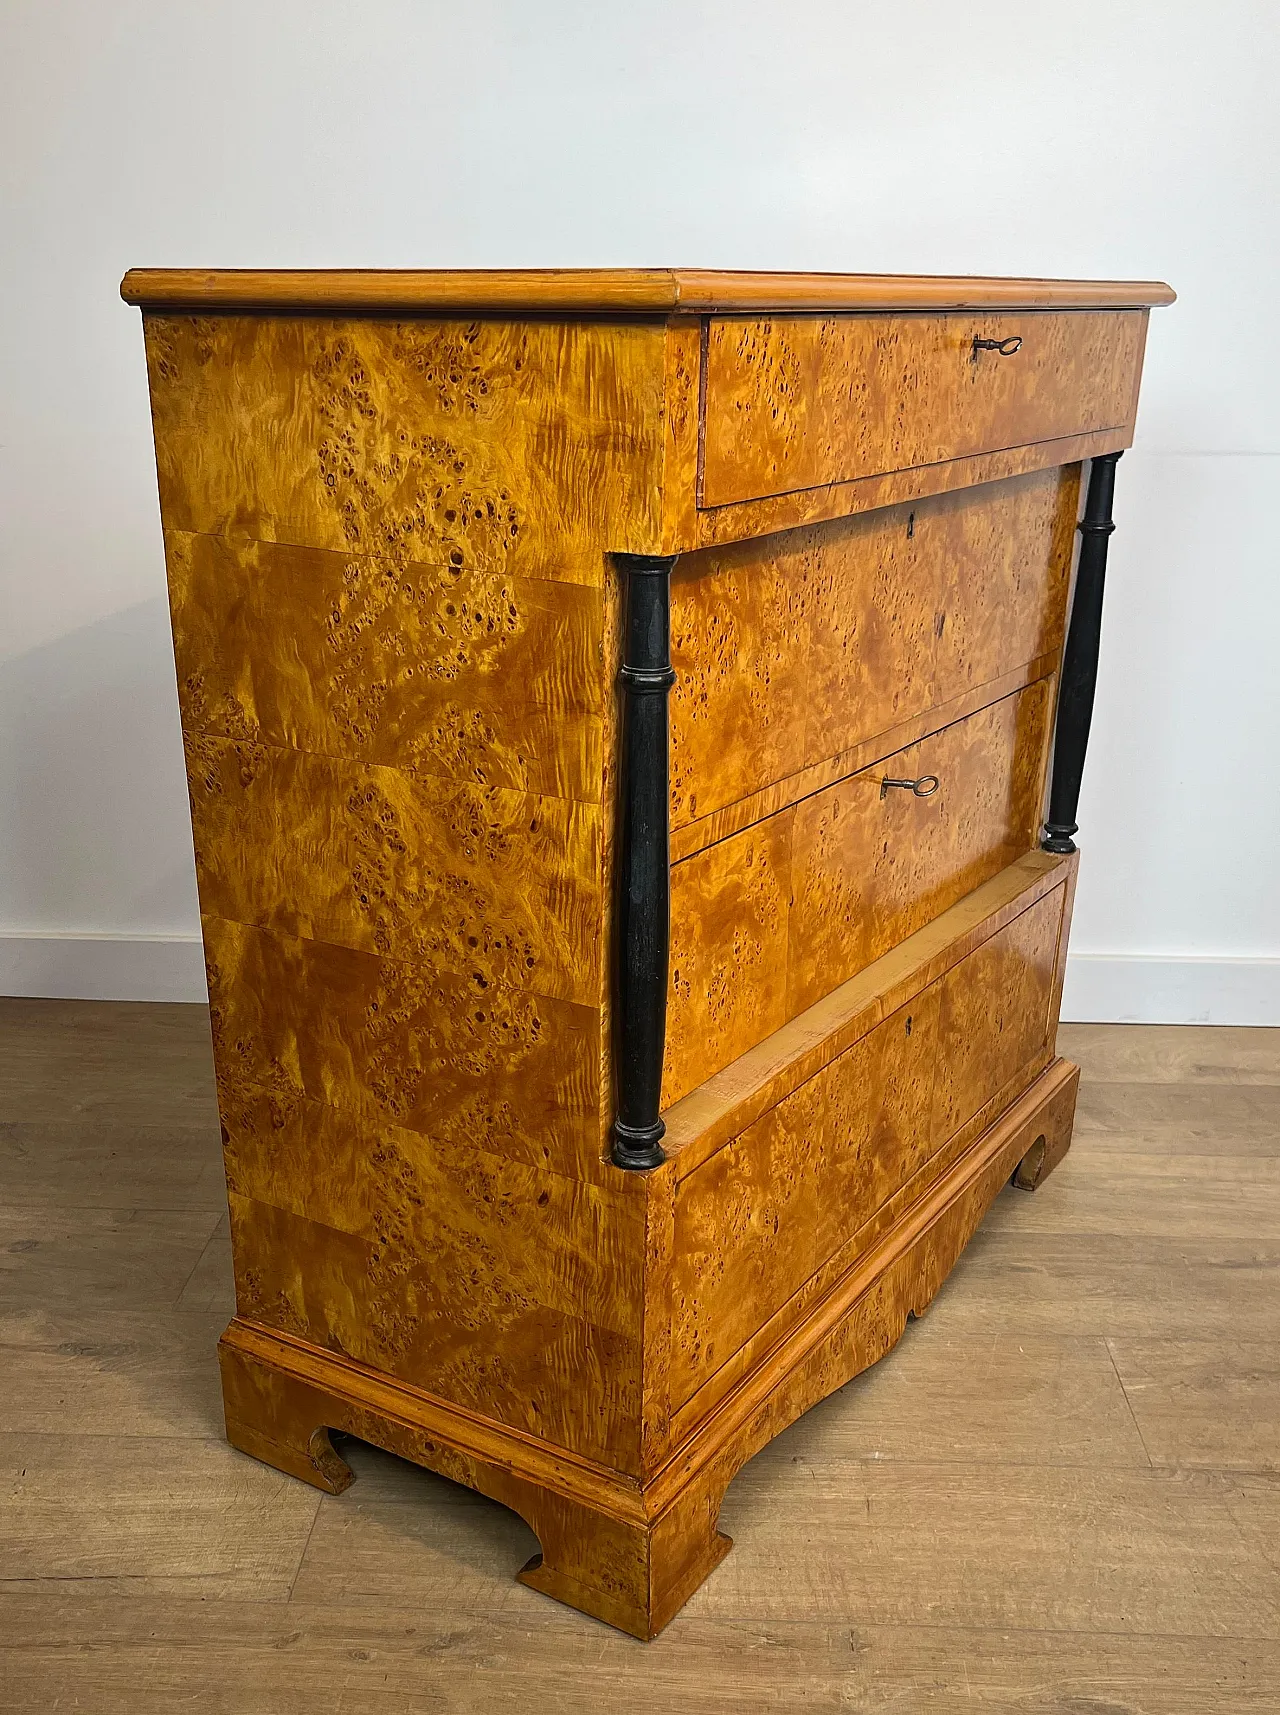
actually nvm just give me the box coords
[120,266,1175,315]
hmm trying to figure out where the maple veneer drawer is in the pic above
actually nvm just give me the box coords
[670,883,1066,1412]
[663,678,1052,1106]
[699,310,1146,509]
[670,466,1076,835]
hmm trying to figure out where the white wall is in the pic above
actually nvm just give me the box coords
[2,0,1277,1019]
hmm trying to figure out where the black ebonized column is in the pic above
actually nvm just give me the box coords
[1042,451,1121,855]
[611,553,677,1171]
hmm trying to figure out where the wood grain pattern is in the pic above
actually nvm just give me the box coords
[185,734,600,1006]
[787,677,1052,1013]
[663,852,1073,1177]
[203,915,603,1180]
[665,813,793,1105]
[166,529,604,802]
[223,1140,645,1470]
[668,658,1055,864]
[122,266,1176,314]
[701,311,1147,507]
[143,314,668,576]
[671,887,1065,1410]
[669,467,1077,838]
[665,680,1053,1104]
[686,424,1132,551]
[122,272,1170,1640]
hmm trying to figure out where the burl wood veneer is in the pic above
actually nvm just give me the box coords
[123,267,1173,1639]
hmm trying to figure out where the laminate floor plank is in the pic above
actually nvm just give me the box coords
[288,1440,542,1614]
[1108,1339,1280,1474]
[0,998,217,1125]
[0,1306,227,1437]
[710,1455,1280,1637]
[1073,1080,1280,1151]
[771,1329,1150,1469]
[2,1602,1278,1715]
[923,1226,1280,1341]
[1058,1022,1280,1085]
[1,998,1277,1709]
[0,1204,222,1312]
[0,1119,226,1210]
[0,1432,322,1600]
[994,1153,1280,1239]
[174,1212,235,1314]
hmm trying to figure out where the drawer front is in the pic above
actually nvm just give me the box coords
[670,467,1076,835]
[664,679,1052,1106]
[700,310,1145,509]
[671,884,1065,1411]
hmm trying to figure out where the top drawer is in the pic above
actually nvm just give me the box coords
[700,310,1146,508]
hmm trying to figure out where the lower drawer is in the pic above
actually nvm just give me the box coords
[663,677,1052,1106]
[669,877,1067,1413]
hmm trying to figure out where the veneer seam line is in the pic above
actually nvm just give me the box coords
[180,728,606,812]
[195,908,604,1014]
[164,521,615,595]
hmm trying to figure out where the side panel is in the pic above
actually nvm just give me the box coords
[144,314,669,574]
[166,530,605,802]
[141,314,669,1468]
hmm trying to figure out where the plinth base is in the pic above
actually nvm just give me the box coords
[219,1056,1078,1639]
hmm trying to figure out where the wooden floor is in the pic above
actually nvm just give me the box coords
[1,1002,1278,1712]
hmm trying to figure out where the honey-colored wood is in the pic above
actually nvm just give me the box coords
[669,655,1057,864]
[123,269,1169,1641]
[121,266,1176,315]
[186,734,601,1004]
[700,312,1147,508]
[663,850,1074,1176]
[669,467,1078,836]
[142,313,669,575]
[204,915,603,1179]
[671,885,1067,1411]
[165,529,605,802]
[665,680,1053,1103]
[686,424,1134,550]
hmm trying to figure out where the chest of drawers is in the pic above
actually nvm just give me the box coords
[123,266,1173,1638]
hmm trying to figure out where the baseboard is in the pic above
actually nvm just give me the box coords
[1062,953,1280,1026]
[2,935,1275,1023]
[0,932,208,1001]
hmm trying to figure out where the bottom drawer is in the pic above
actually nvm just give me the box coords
[670,877,1066,1412]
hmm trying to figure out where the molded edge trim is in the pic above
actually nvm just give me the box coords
[219,1316,650,1525]
[120,267,1176,315]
